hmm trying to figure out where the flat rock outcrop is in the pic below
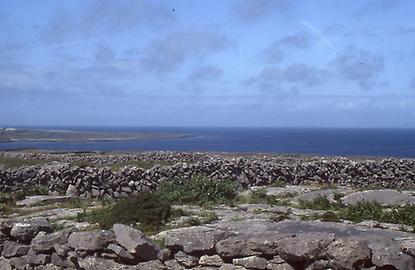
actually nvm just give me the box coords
[0,217,413,269]
[341,189,415,206]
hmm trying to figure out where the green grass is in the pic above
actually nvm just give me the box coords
[0,156,46,169]
[0,185,49,205]
[297,196,415,227]
[298,196,343,211]
[338,202,415,226]
[77,192,171,234]
[157,176,238,207]
[319,211,340,222]
[235,189,291,206]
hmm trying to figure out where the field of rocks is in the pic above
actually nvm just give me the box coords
[0,151,415,269]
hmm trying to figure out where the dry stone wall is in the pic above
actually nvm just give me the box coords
[1,152,415,198]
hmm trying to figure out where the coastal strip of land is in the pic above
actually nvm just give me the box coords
[0,128,191,143]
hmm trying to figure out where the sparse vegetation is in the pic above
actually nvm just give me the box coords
[270,177,286,187]
[0,156,46,169]
[0,185,49,213]
[319,211,340,222]
[157,176,238,206]
[268,209,291,222]
[298,196,342,211]
[235,188,290,206]
[338,202,415,226]
[78,192,171,234]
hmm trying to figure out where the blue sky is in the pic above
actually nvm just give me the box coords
[1,0,415,127]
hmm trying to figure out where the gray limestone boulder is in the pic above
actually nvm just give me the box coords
[326,238,371,270]
[31,230,72,253]
[174,251,199,268]
[78,257,138,270]
[107,243,137,264]
[276,233,335,263]
[2,241,30,258]
[199,254,223,267]
[165,226,233,255]
[112,223,159,261]
[136,260,167,270]
[51,252,78,268]
[341,189,415,206]
[67,230,115,251]
[233,256,268,269]
[10,217,53,243]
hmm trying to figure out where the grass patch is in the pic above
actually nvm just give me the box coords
[298,196,343,211]
[235,189,291,206]
[319,211,340,222]
[338,202,415,226]
[0,156,46,169]
[0,186,50,215]
[157,176,237,207]
[77,192,171,234]
[71,161,94,168]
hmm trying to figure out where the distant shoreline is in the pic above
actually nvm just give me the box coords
[0,128,192,143]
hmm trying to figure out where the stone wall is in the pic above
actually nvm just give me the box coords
[1,152,415,197]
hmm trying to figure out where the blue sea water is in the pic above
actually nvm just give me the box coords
[1,127,415,158]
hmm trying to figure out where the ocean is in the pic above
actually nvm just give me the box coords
[1,127,415,158]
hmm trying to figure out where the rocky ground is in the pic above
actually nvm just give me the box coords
[0,151,415,269]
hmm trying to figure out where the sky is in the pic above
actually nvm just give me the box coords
[1,0,415,128]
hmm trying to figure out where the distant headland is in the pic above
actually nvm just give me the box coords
[0,127,192,143]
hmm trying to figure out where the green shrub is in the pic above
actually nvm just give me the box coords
[339,202,384,223]
[384,204,415,226]
[80,192,171,234]
[157,176,237,206]
[271,177,286,187]
[199,211,219,224]
[14,186,49,200]
[338,202,415,226]
[235,188,289,206]
[320,211,340,222]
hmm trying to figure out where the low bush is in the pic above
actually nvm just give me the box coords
[235,188,290,206]
[319,211,340,222]
[79,192,171,234]
[298,196,342,211]
[157,176,237,206]
[271,177,286,187]
[339,202,415,226]
[339,202,383,223]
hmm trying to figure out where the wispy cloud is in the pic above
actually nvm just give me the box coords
[344,26,415,37]
[44,0,175,42]
[178,65,224,92]
[141,29,232,74]
[333,46,385,90]
[243,63,327,94]
[232,0,293,23]
[353,0,400,17]
[263,31,312,63]
[0,39,93,56]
